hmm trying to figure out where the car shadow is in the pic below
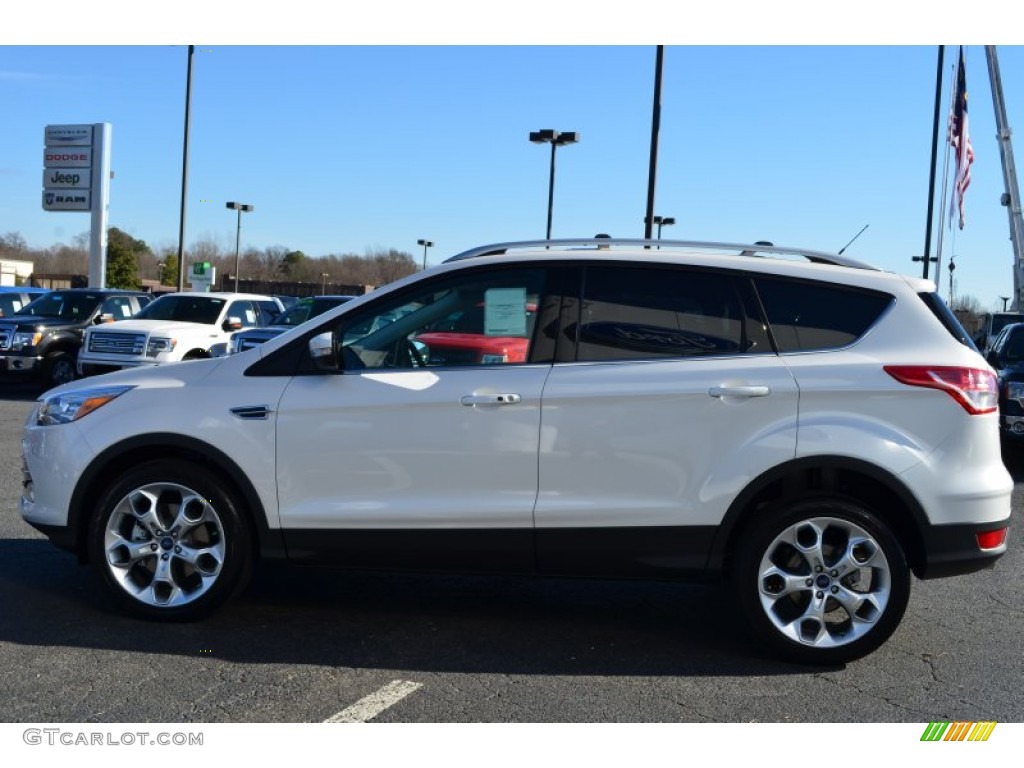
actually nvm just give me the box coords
[0,383,44,403]
[0,538,825,678]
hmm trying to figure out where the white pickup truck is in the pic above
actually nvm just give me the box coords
[78,291,283,376]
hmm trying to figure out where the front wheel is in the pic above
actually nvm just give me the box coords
[43,351,77,389]
[733,498,911,665]
[87,460,254,621]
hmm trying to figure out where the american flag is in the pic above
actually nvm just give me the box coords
[950,46,975,230]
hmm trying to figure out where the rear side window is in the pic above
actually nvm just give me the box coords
[754,277,893,352]
[573,265,765,361]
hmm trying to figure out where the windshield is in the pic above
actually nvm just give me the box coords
[274,300,316,327]
[274,296,352,327]
[18,291,103,321]
[136,295,226,324]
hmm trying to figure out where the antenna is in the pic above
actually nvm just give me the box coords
[838,224,869,255]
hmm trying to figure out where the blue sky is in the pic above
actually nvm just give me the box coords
[3,8,1024,309]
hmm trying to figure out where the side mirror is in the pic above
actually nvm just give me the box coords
[223,316,243,332]
[94,313,114,324]
[309,332,339,371]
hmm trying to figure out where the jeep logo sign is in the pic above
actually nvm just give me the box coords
[43,168,90,189]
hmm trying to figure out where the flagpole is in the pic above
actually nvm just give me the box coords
[920,45,945,281]
[935,62,956,292]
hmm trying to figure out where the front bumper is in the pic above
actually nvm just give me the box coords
[0,353,43,375]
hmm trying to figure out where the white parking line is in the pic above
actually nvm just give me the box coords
[324,679,423,723]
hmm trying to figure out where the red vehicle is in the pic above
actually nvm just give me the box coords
[415,304,535,365]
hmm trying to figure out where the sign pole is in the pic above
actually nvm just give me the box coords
[89,123,112,288]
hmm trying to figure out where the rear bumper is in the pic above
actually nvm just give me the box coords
[917,518,1011,579]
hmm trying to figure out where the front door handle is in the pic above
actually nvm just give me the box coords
[708,385,771,399]
[461,393,522,406]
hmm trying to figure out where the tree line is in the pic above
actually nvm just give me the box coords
[0,229,419,290]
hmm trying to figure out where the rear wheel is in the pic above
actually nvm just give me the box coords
[733,498,910,665]
[87,460,254,621]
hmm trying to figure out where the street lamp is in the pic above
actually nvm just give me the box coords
[417,239,434,270]
[650,215,675,241]
[225,201,254,292]
[529,129,579,239]
[1001,296,1011,311]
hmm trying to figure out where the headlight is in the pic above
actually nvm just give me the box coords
[12,331,42,350]
[146,337,176,357]
[36,385,134,426]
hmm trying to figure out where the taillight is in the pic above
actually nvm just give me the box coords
[977,527,1008,550]
[883,366,999,415]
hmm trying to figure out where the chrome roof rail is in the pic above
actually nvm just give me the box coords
[443,238,878,270]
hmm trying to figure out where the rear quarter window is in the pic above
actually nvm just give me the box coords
[754,277,893,352]
[918,291,978,350]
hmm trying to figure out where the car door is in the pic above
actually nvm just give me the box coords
[274,265,558,571]
[534,263,800,577]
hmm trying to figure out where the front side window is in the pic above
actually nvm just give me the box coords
[573,265,757,362]
[226,300,259,327]
[334,268,547,370]
[99,296,135,321]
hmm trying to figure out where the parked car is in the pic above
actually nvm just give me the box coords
[21,238,1011,665]
[0,286,49,319]
[984,321,1024,440]
[974,310,1022,354]
[0,288,152,389]
[77,292,284,376]
[414,302,536,365]
[228,295,356,354]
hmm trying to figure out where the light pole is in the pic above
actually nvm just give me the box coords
[529,129,579,239]
[651,215,675,241]
[1001,296,1011,311]
[417,239,434,270]
[321,273,329,295]
[225,201,254,292]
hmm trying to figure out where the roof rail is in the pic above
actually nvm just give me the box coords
[443,238,878,270]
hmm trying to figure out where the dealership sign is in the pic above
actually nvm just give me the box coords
[44,124,93,146]
[42,190,91,211]
[42,124,104,212]
[41,122,111,289]
[44,148,92,168]
[43,168,89,189]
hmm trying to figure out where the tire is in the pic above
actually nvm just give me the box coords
[43,351,77,389]
[87,460,254,621]
[733,497,911,665]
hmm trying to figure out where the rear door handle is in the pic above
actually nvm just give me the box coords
[708,385,771,399]
[461,393,522,406]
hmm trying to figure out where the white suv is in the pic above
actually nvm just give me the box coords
[21,239,1012,664]
[77,292,283,375]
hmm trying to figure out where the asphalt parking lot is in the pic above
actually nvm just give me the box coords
[1,383,1022,723]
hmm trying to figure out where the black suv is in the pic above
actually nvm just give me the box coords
[0,288,152,389]
[985,321,1024,440]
